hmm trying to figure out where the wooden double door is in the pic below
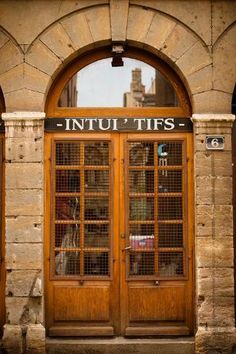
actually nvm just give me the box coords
[45,132,194,337]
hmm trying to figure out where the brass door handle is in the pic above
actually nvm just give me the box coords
[122,246,132,252]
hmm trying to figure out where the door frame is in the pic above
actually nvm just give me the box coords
[44,45,194,336]
[44,131,194,336]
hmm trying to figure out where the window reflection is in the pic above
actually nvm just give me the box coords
[58,58,178,108]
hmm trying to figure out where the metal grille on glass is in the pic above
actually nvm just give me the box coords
[53,141,110,278]
[127,141,185,278]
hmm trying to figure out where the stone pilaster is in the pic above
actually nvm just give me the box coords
[1,112,45,354]
[192,114,236,354]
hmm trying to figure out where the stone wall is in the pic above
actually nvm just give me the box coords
[2,112,45,354]
[193,114,236,354]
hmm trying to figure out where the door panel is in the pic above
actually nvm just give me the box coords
[45,133,120,336]
[53,286,110,321]
[120,133,193,336]
[45,132,193,336]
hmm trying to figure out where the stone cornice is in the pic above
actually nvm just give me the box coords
[2,112,45,121]
[191,114,235,123]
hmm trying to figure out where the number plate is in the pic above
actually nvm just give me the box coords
[206,136,224,150]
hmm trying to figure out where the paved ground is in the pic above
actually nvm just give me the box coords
[0,337,195,353]
[46,337,195,354]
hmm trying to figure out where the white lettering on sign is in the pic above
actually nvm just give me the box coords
[64,118,176,131]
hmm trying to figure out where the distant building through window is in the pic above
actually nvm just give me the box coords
[58,58,178,108]
[123,68,178,107]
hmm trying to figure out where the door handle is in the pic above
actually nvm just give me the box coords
[122,246,132,252]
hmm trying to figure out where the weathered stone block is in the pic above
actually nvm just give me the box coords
[187,64,213,94]
[132,0,212,45]
[214,176,232,205]
[5,89,44,112]
[6,163,43,189]
[195,152,212,176]
[5,243,43,270]
[195,328,236,354]
[5,122,43,138]
[195,151,232,177]
[192,90,232,114]
[0,0,107,45]
[2,324,23,352]
[26,324,45,352]
[0,63,49,96]
[212,152,232,176]
[161,24,198,61]
[6,216,43,243]
[3,114,44,139]
[127,6,155,43]
[196,176,232,206]
[26,40,62,76]
[146,12,176,51]
[6,189,43,216]
[84,6,111,42]
[0,41,23,76]
[196,205,214,236]
[212,1,236,44]
[0,63,24,93]
[196,176,213,205]
[5,137,43,162]
[196,238,233,268]
[0,31,9,49]
[214,205,233,236]
[197,268,213,297]
[198,296,235,328]
[6,270,42,297]
[62,12,93,50]
[6,297,43,325]
[213,296,235,327]
[24,63,50,94]
[197,268,234,297]
[176,41,211,77]
[40,23,74,61]
[197,296,213,326]
[110,0,129,41]
[213,28,236,94]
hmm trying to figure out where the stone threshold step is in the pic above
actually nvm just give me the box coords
[46,337,195,354]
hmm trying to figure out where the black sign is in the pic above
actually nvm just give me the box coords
[45,117,192,132]
[206,136,225,150]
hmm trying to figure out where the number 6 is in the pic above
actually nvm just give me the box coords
[211,138,219,148]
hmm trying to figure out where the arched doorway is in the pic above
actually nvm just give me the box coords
[45,46,194,337]
[0,87,5,337]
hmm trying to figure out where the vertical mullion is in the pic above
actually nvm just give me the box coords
[80,142,85,277]
[52,141,56,276]
[108,142,112,277]
[182,140,187,277]
[154,142,159,277]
